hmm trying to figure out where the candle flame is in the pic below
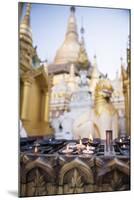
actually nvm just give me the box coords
[119,138,122,143]
[34,146,38,153]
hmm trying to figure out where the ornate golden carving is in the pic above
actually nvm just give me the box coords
[59,158,94,185]
[96,158,130,191]
[30,169,47,196]
[65,169,84,194]
[20,153,130,196]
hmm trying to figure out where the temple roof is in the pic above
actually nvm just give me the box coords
[54,6,80,65]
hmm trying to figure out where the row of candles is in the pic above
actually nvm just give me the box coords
[33,132,130,154]
[117,136,130,150]
[33,134,95,154]
[119,138,127,149]
[63,134,95,154]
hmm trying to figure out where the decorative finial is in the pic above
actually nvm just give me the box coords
[80,26,85,35]
[21,3,31,27]
[80,17,85,47]
[70,6,75,13]
[80,16,85,34]
[26,3,31,16]
[93,54,97,68]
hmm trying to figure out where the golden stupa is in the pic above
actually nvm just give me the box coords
[54,6,80,65]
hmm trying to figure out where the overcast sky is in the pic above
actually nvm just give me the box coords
[21,3,130,79]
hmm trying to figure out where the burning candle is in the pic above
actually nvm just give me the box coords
[76,139,85,150]
[34,146,38,153]
[83,145,94,154]
[62,144,73,154]
[79,139,82,145]
[89,134,93,142]
[119,138,123,143]
[34,142,40,153]
[86,145,90,152]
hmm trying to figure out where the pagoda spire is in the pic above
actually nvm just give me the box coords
[19,3,33,70]
[80,16,85,46]
[54,6,80,64]
[21,3,31,27]
[76,18,90,70]
[66,6,79,41]
[20,3,32,45]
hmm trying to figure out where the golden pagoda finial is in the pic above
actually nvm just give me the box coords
[21,3,31,27]
[26,3,31,16]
